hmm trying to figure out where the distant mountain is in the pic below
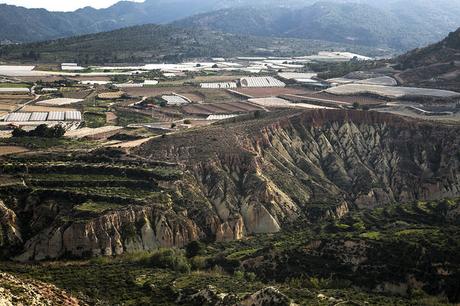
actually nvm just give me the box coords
[0,0,459,53]
[0,0,310,43]
[174,1,460,51]
[0,24,385,64]
[394,28,460,91]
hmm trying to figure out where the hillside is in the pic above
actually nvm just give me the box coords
[1,109,460,261]
[0,24,385,64]
[0,273,82,305]
[1,109,460,304]
[394,28,460,91]
[174,1,460,51]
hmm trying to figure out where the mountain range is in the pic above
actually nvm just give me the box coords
[1,0,460,52]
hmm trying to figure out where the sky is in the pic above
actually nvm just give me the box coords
[0,0,143,11]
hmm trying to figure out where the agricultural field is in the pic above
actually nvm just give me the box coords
[126,87,236,103]
[0,94,32,115]
[183,101,263,116]
[282,91,387,106]
[326,84,460,99]
[0,146,29,156]
[248,97,333,109]
[232,87,313,98]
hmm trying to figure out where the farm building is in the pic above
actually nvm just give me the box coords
[4,111,82,123]
[206,114,239,120]
[114,83,143,88]
[114,80,159,88]
[162,95,190,106]
[40,88,59,93]
[144,80,159,86]
[61,63,85,71]
[0,88,30,94]
[240,77,285,88]
[200,82,237,89]
[278,72,317,82]
[80,80,111,86]
[36,98,83,106]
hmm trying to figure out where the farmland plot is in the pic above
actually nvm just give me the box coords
[326,84,460,99]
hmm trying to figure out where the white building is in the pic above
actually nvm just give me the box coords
[240,77,285,88]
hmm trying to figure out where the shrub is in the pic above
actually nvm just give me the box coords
[149,249,191,273]
[185,241,205,258]
[245,272,257,282]
[190,256,208,270]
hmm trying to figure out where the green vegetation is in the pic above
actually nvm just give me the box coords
[149,249,191,273]
[74,201,123,213]
[116,109,158,126]
[0,24,385,64]
[0,83,30,88]
[12,124,65,138]
[0,136,94,150]
[84,112,106,128]
[309,59,386,79]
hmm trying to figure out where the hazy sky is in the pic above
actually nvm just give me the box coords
[0,0,143,11]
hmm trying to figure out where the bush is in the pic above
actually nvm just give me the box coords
[185,241,205,258]
[149,249,191,273]
[190,256,208,270]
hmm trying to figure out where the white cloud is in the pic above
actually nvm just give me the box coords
[0,0,143,11]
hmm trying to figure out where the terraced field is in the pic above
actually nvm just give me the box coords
[0,152,182,208]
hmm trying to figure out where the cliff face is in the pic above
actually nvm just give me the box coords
[14,205,201,261]
[1,110,460,260]
[138,110,460,241]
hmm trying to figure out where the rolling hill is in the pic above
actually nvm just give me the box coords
[394,27,460,91]
[0,24,386,64]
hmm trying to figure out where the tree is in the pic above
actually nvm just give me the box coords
[352,102,361,109]
[12,127,27,137]
[12,124,65,138]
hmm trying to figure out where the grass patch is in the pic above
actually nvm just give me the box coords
[0,137,95,150]
[84,112,106,128]
[74,201,123,213]
[226,248,260,260]
[0,83,30,88]
[359,231,381,240]
[116,110,158,127]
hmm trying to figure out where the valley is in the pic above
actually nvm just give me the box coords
[0,1,459,305]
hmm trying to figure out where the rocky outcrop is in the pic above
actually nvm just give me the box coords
[15,205,201,261]
[0,272,83,306]
[176,285,294,306]
[0,200,22,253]
[239,287,295,306]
